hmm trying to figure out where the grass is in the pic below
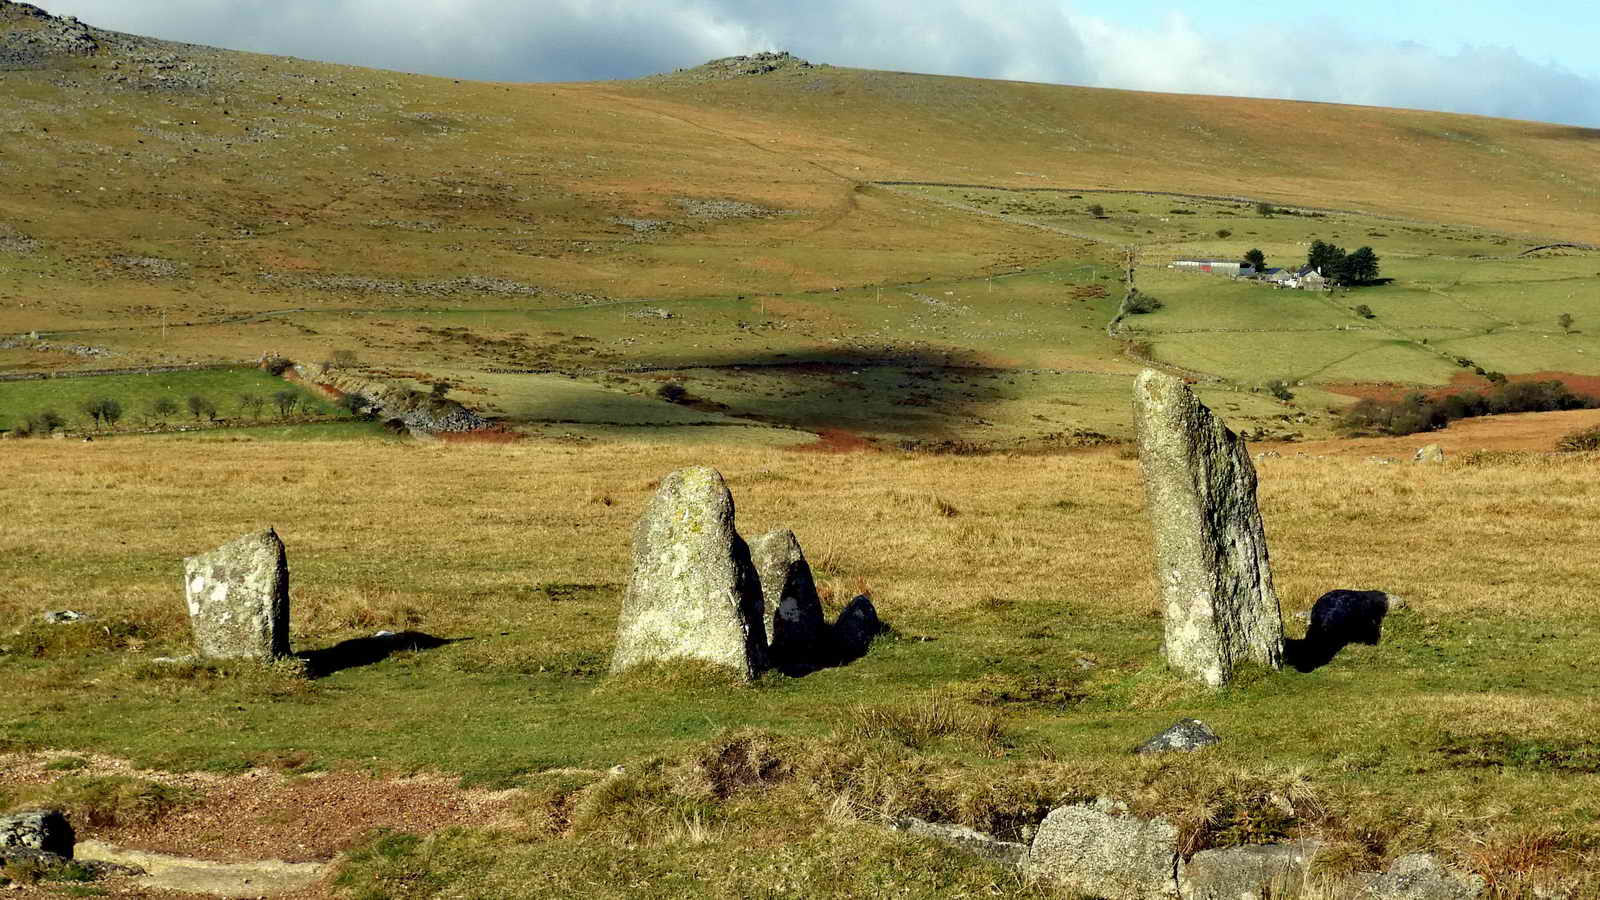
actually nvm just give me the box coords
[0,367,340,433]
[3,437,1600,892]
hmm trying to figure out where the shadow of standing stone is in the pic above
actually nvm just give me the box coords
[183,528,291,661]
[1286,589,1399,672]
[611,467,768,680]
[1133,370,1284,687]
[749,529,828,672]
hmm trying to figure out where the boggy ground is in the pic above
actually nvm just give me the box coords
[3,435,1600,896]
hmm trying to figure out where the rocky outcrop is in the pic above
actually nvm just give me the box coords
[611,467,768,680]
[1133,369,1285,687]
[290,362,487,433]
[1,3,97,69]
[183,528,291,660]
[1026,798,1179,900]
[1134,718,1221,755]
[749,529,826,668]
[0,809,74,857]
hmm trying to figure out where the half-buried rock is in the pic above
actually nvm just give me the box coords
[183,528,291,660]
[1133,370,1285,687]
[749,529,827,668]
[611,466,768,680]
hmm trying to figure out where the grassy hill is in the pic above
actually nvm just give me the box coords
[3,5,1599,443]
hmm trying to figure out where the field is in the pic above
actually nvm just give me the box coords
[6,6,1600,898]
[4,438,1600,896]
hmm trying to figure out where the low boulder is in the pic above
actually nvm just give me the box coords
[1179,840,1321,900]
[1026,797,1179,900]
[1413,444,1445,464]
[1134,718,1221,755]
[1364,853,1485,900]
[0,809,74,857]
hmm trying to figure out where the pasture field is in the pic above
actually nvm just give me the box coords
[3,437,1600,895]
[0,367,338,433]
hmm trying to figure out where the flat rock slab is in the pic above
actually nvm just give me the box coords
[1133,369,1284,687]
[611,466,767,679]
[77,840,326,898]
[1180,840,1321,900]
[1363,853,1485,900]
[183,528,291,660]
[1027,798,1179,900]
[1134,718,1220,755]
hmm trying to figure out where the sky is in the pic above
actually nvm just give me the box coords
[41,0,1600,127]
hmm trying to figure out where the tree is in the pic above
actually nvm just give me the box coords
[99,398,123,428]
[430,381,450,397]
[1558,313,1575,333]
[1243,248,1267,271]
[1345,246,1380,283]
[31,409,64,434]
[186,394,216,422]
[238,393,266,420]
[1354,304,1376,319]
[1255,202,1276,217]
[81,398,105,427]
[272,390,301,418]
[1307,239,1347,278]
[1215,228,1232,239]
[335,393,372,417]
[1087,203,1106,218]
[151,396,179,423]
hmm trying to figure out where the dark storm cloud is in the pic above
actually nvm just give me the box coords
[44,1,1600,126]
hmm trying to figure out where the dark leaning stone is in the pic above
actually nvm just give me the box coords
[1134,718,1221,755]
[1307,589,1394,647]
[831,594,883,662]
[749,529,828,669]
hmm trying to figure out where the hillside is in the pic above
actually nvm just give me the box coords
[2,2,1599,445]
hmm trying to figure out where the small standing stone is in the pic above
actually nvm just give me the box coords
[182,528,291,660]
[1133,370,1285,687]
[749,529,827,668]
[1134,718,1221,755]
[611,467,768,680]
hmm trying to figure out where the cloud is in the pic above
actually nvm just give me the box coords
[47,0,1600,126]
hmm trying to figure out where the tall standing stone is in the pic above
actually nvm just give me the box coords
[749,529,827,668]
[182,528,291,660]
[1133,370,1284,686]
[611,467,768,680]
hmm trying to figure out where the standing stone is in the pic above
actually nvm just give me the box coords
[832,594,883,662]
[1027,797,1179,900]
[1133,370,1285,687]
[749,529,827,668]
[182,528,291,660]
[611,467,767,680]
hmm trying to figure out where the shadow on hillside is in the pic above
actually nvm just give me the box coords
[298,630,465,678]
[486,344,1004,437]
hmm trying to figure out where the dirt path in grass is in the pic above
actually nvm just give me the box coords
[1,751,542,897]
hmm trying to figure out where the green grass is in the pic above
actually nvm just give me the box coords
[0,367,339,433]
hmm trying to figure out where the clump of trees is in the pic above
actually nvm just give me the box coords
[80,397,123,428]
[1341,380,1599,436]
[1243,249,1266,271]
[1121,290,1163,315]
[1307,240,1381,286]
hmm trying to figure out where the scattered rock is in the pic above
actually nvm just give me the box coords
[40,609,90,624]
[1363,853,1485,900]
[611,467,768,680]
[1026,797,1179,900]
[182,528,291,661]
[892,816,1026,868]
[1133,370,1285,687]
[831,594,883,662]
[1179,840,1322,900]
[1414,444,1445,464]
[1253,450,1281,461]
[1306,589,1395,648]
[749,529,827,668]
[0,809,74,857]
[1134,718,1221,755]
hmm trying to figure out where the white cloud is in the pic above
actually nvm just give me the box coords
[45,0,1600,126]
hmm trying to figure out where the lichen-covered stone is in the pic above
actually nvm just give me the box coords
[749,529,827,667]
[1026,797,1179,900]
[611,467,767,680]
[1133,370,1284,687]
[1413,444,1445,464]
[0,809,74,857]
[182,528,290,661]
[1179,840,1321,900]
[1363,853,1485,900]
[1134,718,1221,755]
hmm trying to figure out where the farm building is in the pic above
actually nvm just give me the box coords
[1266,265,1330,290]
[1170,258,1255,277]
